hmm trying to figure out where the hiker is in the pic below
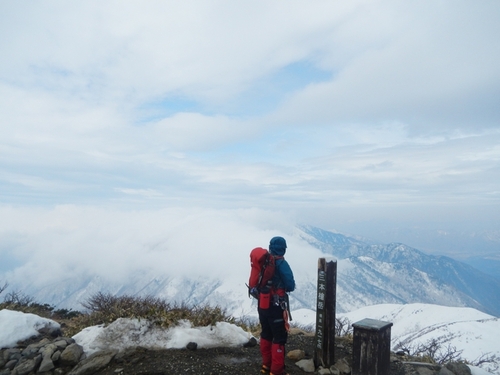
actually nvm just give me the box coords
[258,236,295,375]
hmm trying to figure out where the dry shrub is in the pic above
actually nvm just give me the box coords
[65,292,235,336]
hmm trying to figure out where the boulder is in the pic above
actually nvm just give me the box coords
[333,357,351,374]
[295,358,316,373]
[38,354,55,372]
[11,355,41,375]
[67,350,118,375]
[60,343,84,366]
[445,362,472,375]
[287,349,305,361]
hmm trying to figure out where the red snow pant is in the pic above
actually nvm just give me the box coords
[259,303,288,374]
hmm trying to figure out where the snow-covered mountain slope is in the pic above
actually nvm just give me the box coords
[299,225,500,316]
[3,225,500,318]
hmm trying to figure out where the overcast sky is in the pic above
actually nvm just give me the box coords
[1,0,500,280]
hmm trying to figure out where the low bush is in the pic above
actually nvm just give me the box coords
[65,292,235,336]
[394,338,463,364]
[0,288,80,320]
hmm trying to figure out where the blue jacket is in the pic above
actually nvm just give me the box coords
[268,236,295,293]
[272,258,295,292]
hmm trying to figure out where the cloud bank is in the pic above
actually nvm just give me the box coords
[0,205,322,289]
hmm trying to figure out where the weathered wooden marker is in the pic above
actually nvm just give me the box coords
[352,318,393,375]
[314,257,337,368]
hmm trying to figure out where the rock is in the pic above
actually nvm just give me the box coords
[37,325,62,338]
[20,346,39,359]
[416,367,435,375]
[113,347,139,364]
[333,357,351,374]
[39,344,58,373]
[445,362,472,375]
[287,349,305,361]
[12,355,42,375]
[5,359,18,370]
[0,349,22,375]
[26,338,51,351]
[439,367,455,375]
[318,366,333,374]
[243,337,258,348]
[54,339,69,350]
[52,349,61,362]
[4,348,22,362]
[295,358,316,373]
[67,350,117,375]
[60,343,84,366]
[39,354,55,372]
[186,342,198,350]
[41,342,58,357]
[391,353,405,362]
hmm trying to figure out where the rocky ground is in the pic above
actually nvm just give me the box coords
[1,327,474,375]
[79,332,473,375]
[88,331,348,375]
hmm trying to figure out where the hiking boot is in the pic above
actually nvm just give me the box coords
[260,364,270,374]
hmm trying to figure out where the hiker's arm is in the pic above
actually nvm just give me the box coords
[279,261,295,292]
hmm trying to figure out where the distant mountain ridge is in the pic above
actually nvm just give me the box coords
[463,255,500,281]
[5,225,500,318]
[298,225,500,316]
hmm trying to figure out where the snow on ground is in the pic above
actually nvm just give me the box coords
[0,306,496,375]
[291,308,317,327]
[0,309,251,356]
[72,318,252,355]
[292,304,499,375]
[340,303,499,374]
[0,309,61,347]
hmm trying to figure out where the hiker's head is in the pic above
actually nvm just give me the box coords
[269,236,287,256]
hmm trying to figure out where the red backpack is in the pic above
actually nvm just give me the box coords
[248,247,282,297]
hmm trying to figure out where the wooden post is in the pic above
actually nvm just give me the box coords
[352,318,393,375]
[314,257,337,368]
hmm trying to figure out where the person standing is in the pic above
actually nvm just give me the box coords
[258,236,295,375]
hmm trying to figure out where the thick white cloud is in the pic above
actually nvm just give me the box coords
[0,205,304,286]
